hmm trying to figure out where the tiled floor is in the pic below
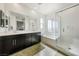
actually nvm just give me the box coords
[11,43,42,56]
[10,43,64,56]
[34,44,64,56]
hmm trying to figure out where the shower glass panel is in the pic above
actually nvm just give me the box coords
[56,5,79,55]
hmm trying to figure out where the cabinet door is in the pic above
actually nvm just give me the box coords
[15,34,26,48]
[24,34,32,46]
[31,33,41,44]
[2,36,14,55]
[0,37,3,55]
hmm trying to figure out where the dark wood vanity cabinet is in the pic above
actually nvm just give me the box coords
[0,32,41,56]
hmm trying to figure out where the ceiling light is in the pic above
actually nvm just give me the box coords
[38,3,42,5]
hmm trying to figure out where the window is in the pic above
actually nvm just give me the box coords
[40,16,60,40]
[40,18,44,30]
[48,19,52,32]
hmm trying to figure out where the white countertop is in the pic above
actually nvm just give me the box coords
[0,31,41,36]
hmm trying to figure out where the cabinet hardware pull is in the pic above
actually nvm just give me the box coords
[13,40,15,46]
[15,40,16,45]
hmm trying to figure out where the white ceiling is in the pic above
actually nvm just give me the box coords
[20,3,77,15]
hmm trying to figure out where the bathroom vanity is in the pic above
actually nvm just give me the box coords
[0,10,41,56]
[0,32,41,56]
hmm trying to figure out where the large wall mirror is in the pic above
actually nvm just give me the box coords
[0,10,10,32]
[16,17,25,31]
[14,12,25,31]
[7,11,26,32]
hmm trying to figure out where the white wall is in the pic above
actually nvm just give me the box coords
[0,3,4,10]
